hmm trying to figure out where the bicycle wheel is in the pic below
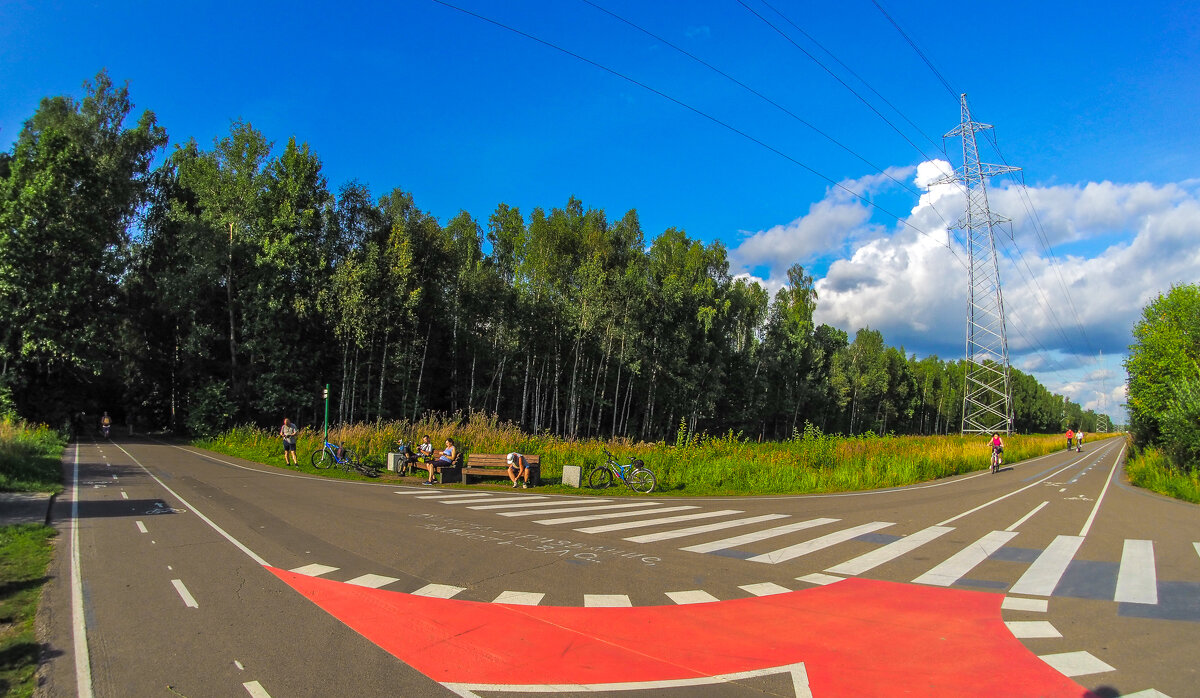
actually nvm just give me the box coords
[588,466,613,489]
[311,447,334,469]
[355,458,380,477]
[628,467,656,494]
[338,448,357,471]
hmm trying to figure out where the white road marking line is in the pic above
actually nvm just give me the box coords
[1009,535,1085,597]
[666,590,720,604]
[112,443,272,567]
[111,474,118,480]
[441,496,548,505]
[1195,542,1200,562]
[1078,442,1126,537]
[416,493,496,500]
[468,499,614,510]
[1005,620,1062,638]
[625,514,791,544]
[739,582,792,596]
[680,518,839,554]
[1001,597,1048,612]
[1059,488,1066,492]
[135,520,148,533]
[938,459,1091,526]
[535,506,699,525]
[346,574,400,589]
[1114,539,1158,604]
[1038,651,1115,677]
[1006,501,1048,531]
[913,530,1018,587]
[234,660,245,670]
[1117,690,1173,698]
[493,591,545,605]
[120,491,129,499]
[575,510,745,534]
[289,563,340,577]
[749,522,894,565]
[584,594,632,607]
[413,583,464,599]
[443,662,812,698]
[243,680,272,697]
[69,446,95,698]
[825,525,953,576]
[499,503,663,517]
[171,579,199,608]
[796,573,844,586]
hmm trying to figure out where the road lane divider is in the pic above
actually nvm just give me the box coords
[242,680,272,697]
[1078,441,1127,537]
[1006,501,1048,531]
[171,579,199,608]
[69,444,95,698]
[136,521,148,533]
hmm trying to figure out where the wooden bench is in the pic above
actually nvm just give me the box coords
[411,453,462,483]
[460,454,541,486]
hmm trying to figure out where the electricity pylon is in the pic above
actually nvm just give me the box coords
[938,94,1019,435]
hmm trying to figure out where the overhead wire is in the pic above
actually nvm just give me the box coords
[429,0,967,269]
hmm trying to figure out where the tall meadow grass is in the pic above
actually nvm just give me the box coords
[1126,443,1200,504]
[197,414,1122,496]
[0,418,66,493]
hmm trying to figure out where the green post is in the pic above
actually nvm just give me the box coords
[323,384,330,444]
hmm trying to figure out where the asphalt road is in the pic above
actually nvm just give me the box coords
[36,435,1198,697]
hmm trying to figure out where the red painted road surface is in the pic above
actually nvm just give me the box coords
[272,567,1094,696]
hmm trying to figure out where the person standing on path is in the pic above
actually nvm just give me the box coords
[280,418,299,466]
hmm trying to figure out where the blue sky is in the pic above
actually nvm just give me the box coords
[5,0,1200,424]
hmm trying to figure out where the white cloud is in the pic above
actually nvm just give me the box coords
[731,162,1200,423]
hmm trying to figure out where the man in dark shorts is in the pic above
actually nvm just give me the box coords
[280,417,299,466]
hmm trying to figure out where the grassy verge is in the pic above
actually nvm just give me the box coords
[197,415,1123,496]
[1126,443,1200,504]
[0,419,66,494]
[0,524,57,697]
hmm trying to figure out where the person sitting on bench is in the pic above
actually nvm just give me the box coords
[506,452,530,489]
[423,438,457,485]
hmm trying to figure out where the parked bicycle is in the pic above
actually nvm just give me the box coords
[311,441,380,477]
[588,449,656,493]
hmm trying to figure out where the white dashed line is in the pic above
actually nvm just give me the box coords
[346,574,399,589]
[584,594,632,607]
[1006,501,1048,531]
[120,491,129,499]
[171,579,199,608]
[1005,620,1061,639]
[1114,539,1158,604]
[665,590,720,604]
[739,582,792,596]
[492,591,545,605]
[796,573,843,586]
[1010,535,1084,597]
[1038,651,1115,677]
[290,564,340,577]
[135,521,148,534]
[412,583,464,599]
[243,680,272,697]
[749,522,894,565]
[1001,597,1048,612]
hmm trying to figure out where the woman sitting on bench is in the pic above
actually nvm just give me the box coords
[423,438,457,485]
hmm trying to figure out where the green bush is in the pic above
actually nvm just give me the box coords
[0,418,65,493]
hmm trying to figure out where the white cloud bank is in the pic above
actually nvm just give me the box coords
[730,165,1200,422]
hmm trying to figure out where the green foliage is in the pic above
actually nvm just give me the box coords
[1126,443,1200,504]
[0,524,58,697]
[185,381,237,436]
[1126,284,1200,470]
[0,418,65,493]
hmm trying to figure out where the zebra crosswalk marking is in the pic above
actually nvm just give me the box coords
[1037,650,1114,677]
[1010,535,1085,597]
[493,591,545,605]
[441,496,548,505]
[624,514,791,544]
[1114,539,1157,604]
[534,505,699,525]
[825,525,953,576]
[416,493,495,500]
[912,530,1018,587]
[665,590,720,604]
[1005,620,1062,639]
[413,583,464,599]
[584,594,632,607]
[748,522,894,565]
[680,518,839,554]
[499,502,663,518]
[1001,597,1048,612]
[575,510,745,534]
[739,582,792,596]
[290,563,339,577]
[345,573,398,588]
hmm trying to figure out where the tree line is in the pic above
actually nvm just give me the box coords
[0,73,1109,439]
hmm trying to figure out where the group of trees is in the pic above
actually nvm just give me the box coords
[1,73,1108,439]
[1126,284,1200,471]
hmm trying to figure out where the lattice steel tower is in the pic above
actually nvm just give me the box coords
[939,94,1019,435]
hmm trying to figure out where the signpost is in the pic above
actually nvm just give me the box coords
[322,385,330,444]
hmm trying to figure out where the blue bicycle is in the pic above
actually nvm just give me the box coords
[311,441,379,477]
[588,449,656,493]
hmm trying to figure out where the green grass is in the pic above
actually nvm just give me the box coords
[0,419,66,494]
[197,415,1124,496]
[1126,444,1200,504]
[0,524,57,698]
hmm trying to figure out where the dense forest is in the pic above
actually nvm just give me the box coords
[0,73,1108,439]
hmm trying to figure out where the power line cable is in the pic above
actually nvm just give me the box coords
[868,0,958,100]
[429,0,966,268]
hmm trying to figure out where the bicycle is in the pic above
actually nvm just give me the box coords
[991,447,1002,474]
[588,449,656,493]
[311,441,380,477]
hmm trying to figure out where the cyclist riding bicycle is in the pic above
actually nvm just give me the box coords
[100,412,112,438]
[989,433,1004,469]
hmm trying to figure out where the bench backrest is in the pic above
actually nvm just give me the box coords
[466,453,540,468]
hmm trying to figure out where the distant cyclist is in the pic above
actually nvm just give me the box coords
[1076,430,1084,452]
[989,433,1004,472]
[1065,428,1075,451]
[100,412,112,438]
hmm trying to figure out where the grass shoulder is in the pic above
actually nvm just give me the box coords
[1126,443,1200,504]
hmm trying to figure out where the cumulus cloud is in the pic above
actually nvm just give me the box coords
[730,161,1200,422]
